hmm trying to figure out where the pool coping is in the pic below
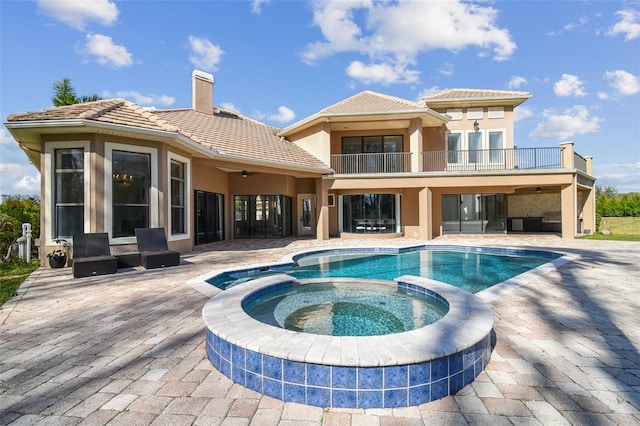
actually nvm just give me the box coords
[202,275,494,367]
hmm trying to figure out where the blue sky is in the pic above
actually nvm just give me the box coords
[1,0,639,196]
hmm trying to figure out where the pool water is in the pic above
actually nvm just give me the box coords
[208,247,556,293]
[243,281,449,336]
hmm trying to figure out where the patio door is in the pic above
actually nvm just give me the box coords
[442,194,505,234]
[194,190,224,245]
[298,194,315,236]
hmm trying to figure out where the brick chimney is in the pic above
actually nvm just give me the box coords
[192,70,214,114]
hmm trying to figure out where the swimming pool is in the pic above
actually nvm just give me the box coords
[206,245,560,292]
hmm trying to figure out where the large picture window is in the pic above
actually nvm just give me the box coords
[111,150,151,238]
[105,143,158,242]
[54,148,84,238]
[340,194,400,234]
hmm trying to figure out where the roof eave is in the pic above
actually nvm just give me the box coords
[278,109,448,137]
[424,94,531,108]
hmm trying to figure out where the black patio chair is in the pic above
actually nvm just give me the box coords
[72,232,118,278]
[135,228,180,269]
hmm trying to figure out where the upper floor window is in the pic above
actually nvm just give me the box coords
[488,106,504,119]
[54,148,84,238]
[447,129,505,165]
[342,135,403,154]
[467,107,483,120]
[446,109,462,120]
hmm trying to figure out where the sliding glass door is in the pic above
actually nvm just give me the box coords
[442,194,505,234]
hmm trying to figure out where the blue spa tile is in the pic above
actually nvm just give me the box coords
[232,365,246,385]
[307,364,331,387]
[383,389,408,408]
[209,351,220,371]
[409,362,430,386]
[220,340,231,361]
[463,346,475,369]
[431,378,449,401]
[307,386,331,407]
[384,365,408,389]
[220,358,231,379]
[463,365,475,388]
[212,333,220,351]
[431,357,448,381]
[409,384,430,406]
[332,389,357,408]
[449,371,464,395]
[246,372,262,393]
[264,378,282,400]
[449,352,463,375]
[232,345,245,368]
[284,383,306,404]
[358,367,383,390]
[332,366,357,389]
[283,360,305,384]
[358,390,383,409]
[246,351,262,375]
[263,355,282,380]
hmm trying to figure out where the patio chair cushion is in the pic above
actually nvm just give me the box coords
[72,233,117,278]
[135,228,180,269]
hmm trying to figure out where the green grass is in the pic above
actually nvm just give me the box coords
[0,260,39,308]
[580,217,640,241]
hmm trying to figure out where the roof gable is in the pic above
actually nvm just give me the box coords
[321,90,424,114]
[422,88,531,108]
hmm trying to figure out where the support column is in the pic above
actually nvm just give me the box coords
[581,185,596,234]
[316,178,329,240]
[560,178,577,239]
[419,187,432,240]
[409,118,423,173]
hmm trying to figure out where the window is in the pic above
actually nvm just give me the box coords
[447,132,462,163]
[339,194,401,234]
[44,141,90,243]
[468,132,482,163]
[446,108,462,120]
[341,135,404,173]
[54,148,85,238]
[168,152,190,240]
[234,195,292,239]
[105,143,158,242]
[467,107,483,120]
[488,106,504,119]
[489,131,504,163]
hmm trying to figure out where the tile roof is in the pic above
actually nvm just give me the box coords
[6,98,327,169]
[153,108,326,167]
[321,90,425,113]
[422,88,531,101]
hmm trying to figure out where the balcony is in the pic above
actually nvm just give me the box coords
[330,152,412,174]
[422,147,563,172]
[330,147,588,175]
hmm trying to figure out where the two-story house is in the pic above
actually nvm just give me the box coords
[5,70,596,261]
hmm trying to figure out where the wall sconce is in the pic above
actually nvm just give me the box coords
[473,120,480,132]
[241,170,248,178]
[112,173,133,188]
[535,185,542,193]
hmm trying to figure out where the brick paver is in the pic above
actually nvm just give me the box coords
[1,235,639,425]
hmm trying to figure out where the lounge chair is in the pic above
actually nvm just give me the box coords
[135,227,180,269]
[72,232,118,278]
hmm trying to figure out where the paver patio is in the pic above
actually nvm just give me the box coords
[1,235,639,425]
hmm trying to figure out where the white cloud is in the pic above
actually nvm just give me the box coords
[514,106,533,122]
[0,129,15,146]
[268,106,295,123]
[593,162,640,192]
[346,61,420,85]
[220,103,241,113]
[302,1,516,85]
[0,163,40,196]
[606,9,640,41]
[597,92,609,100]
[508,76,527,89]
[553,74,587,97]
[188,36,224,72]
[37,0,118,31]
[530,106,602,140]
[102,90,175,107]
[251,0,270,15]
[564,15,589,31]
[79,33,133,68]
[604,70,640,96]
[439,63,454,77]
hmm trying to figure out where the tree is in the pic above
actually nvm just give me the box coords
[51,78,101,106]
[0,196,40,257]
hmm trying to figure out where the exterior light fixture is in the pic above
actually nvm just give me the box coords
[473,120,480,132]
[241,170,248,178]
